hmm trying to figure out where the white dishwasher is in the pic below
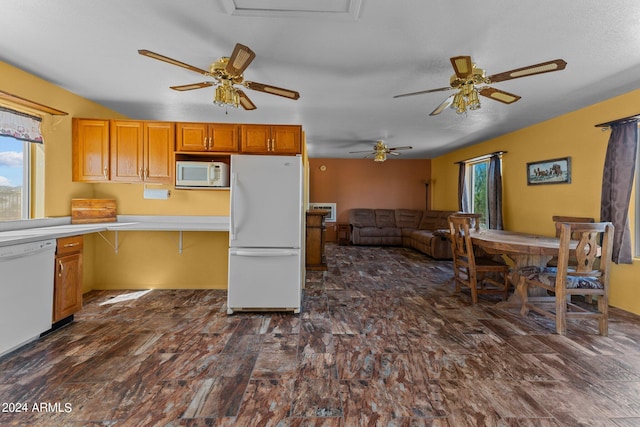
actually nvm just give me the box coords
[0,239,56,357]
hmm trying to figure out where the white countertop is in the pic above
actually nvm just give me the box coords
[0,215,230,247]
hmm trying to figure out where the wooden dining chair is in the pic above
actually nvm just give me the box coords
[448,214,510,304]
[518,222,614,335]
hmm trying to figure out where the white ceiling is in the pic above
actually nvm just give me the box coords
[3,0,640,158]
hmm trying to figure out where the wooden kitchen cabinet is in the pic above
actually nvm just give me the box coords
[241,124,301,155]
[73,119,173,184]
[72,118,110,181]
[176,122,239,153]
[54,236,83,323]
[144,121,174,183]
[110,120,143,182]
[110,120,173,184]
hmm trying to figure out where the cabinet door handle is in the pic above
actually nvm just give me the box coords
[144,168,149,179]
[63,242,79,248]
[103,166,108,179]
[138,168,144,180]
[203,137,207,149]
[58,259,64,277]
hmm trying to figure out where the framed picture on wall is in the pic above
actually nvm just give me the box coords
[526,157,571,185]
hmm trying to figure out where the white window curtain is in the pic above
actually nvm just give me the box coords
[0,107,43,143]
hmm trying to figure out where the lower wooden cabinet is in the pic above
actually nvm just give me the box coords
[54,236,83,322]
[306,210,329,271]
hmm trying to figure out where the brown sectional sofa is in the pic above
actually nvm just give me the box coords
[349,208,457,259]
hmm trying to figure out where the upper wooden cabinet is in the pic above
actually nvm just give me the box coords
[73,119,173,184]
[110,120,174,184]
[72,119,110,182]
[110,120,144,182]
[241,124,301,155]
[73,119,301,183]
[144,122,174,183]
[176,122,239,153]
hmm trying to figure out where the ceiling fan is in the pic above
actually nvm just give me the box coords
[349,141,412,162]
[138,43,300,110]
[394,56,567,116]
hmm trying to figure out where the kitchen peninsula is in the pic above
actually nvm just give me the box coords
[0,215,229,247]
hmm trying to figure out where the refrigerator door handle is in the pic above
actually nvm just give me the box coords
[230,172,237,241]
[230,249,298,257]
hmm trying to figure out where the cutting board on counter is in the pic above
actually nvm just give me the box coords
[71,199,117,224]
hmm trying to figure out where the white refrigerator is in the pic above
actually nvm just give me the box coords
[227,154,303,314]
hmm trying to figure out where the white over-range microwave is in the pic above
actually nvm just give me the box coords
[175,161,230,188]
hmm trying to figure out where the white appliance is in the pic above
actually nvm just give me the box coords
[175,161,229,188]
[0,239,56,357]
[227,155,303,314]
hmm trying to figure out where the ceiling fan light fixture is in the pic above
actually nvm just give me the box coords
[452,92,466,114]
[214,80,240,108]
[374,151,387,162]
[468,88,480,110]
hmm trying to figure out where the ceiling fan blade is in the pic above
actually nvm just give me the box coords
[236,89,257,110]
[393,86,452,98]
[430,95,454,115]
[244,81,300,100]
[138,49,210,76]
[487,59,567,83]
[479,87,521,104]
[388,146,412,151]
[226,43,256,76]
[389,151,401,156]
[450,56,473,79]
[349,149,376,154]
[170,82,215,91]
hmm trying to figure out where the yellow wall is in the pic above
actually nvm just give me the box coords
[432,89,640,315]
[91,185,231,290]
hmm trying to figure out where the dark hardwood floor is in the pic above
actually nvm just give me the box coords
[2,244,640,426]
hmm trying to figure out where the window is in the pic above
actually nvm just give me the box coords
[0,134,30,220]
[466,159,490,228]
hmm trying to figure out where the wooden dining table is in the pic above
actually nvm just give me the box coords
[469,229,569,307]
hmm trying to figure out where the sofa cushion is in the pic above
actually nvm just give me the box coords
[349,209,376,227]
[419,210,456,230]
[380,227,401,237]
[411,229,435,244]
[395,209,423,229]
[358,226,383,237]
[375,209,396,228]
[400,228,415,237]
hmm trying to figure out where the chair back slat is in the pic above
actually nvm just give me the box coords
[552,215,595,238]
[557,222,613,281]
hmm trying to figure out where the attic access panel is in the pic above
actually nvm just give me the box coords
[221,0,363,20]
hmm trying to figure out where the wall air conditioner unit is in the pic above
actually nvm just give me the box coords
[308,203,336,222]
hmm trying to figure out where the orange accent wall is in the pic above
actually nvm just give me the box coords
[309,158,431,241]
